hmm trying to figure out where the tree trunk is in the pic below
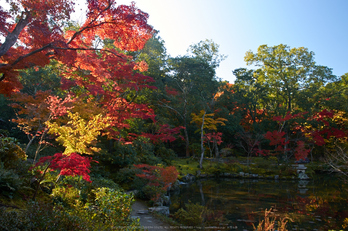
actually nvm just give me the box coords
[0,12,30,58]
[215,140,219,158]
[199,111,206,169]
[184,127,190,157]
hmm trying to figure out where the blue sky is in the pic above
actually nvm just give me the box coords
[75,0,348,83]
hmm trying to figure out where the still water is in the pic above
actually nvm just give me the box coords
[169,176,348,230]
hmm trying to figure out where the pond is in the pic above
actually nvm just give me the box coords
[169,175,348,230]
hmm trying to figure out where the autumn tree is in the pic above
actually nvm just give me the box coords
[191,110,227,168]
[45,111,110,155]
[235,130,264,166]
[10,91,74,159]
[0,0,153,95]
[125,33,186,147]
[1,1,171,190]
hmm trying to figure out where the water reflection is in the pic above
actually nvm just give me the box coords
[170,176,348,230]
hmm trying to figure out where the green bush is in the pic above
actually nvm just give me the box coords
[0,201,93,231]
[282,165,297,177]
[0,137,26,169]
[268,156,278,162]
[224,162,248,173]
[115,167,146,191]
[204,162,224,177]
[0,162,23,198]
[155,146,176,164]
[96,137,162,175]
[51,185,80,208]
[1,187,141,231]
[254,157,273,169]
[189,143,201,157]
[0,207,29,231]
[174,200,207,226]
[132,137,162,165]
[97,142,138,170]
[92,187,140,230]
[141,184,163,202]
[91,176,121,191]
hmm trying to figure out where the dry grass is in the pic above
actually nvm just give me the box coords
[253,208,292,231]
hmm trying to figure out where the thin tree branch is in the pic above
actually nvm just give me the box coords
[66,0,113,45]
[157,101,184,121]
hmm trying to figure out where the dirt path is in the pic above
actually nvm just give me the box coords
[131,199,174,231]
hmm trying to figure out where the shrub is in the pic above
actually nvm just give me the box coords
[1,188,140,231]
[0,137,26,169]
[97,142,138,170]
[51,185,80,208]
[254,157,273,169]
[174,200,207,226]
[204,162,224,177]
[114,167,146,191]
[0,201,91,231]
[223,162,249,173]
[90,176,121,191]
[268,156,278,162]
[282,166,297,177]
[0,207,29,231]
[92,187,140,230]
[0,162,23,198]
[155,146,176,164]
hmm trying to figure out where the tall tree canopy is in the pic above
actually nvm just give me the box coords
[187,39,227,69]
[244,44,337,113]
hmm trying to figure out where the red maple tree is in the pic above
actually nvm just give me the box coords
[0,0,153,95]
[34,152,96,182]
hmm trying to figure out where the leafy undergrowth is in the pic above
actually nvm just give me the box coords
[0,155,141,231]
[172,156,320,180]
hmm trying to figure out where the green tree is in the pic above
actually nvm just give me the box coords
[232,68,270,131]
[160,40,225,157]
[188,39,227,69]
[132,33,168,84]
[161,56,216,156]
[320,73,348,113]
[244,44,337,113]
[18,61,62,96]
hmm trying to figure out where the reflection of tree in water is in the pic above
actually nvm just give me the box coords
[170,178,348,230]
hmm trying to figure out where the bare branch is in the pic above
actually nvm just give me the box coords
[157,101,184,120]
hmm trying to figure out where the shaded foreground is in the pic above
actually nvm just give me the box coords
[170,176,348,230]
